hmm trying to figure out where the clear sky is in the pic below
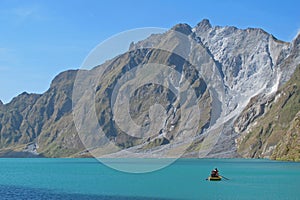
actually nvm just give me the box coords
[0,0,299,103]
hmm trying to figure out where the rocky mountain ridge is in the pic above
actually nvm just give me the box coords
[0,19,299,160]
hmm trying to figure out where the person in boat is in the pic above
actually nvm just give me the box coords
[211,168,219,177]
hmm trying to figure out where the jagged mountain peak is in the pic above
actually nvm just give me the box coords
[8,92,37,104]
[50,70,78,89]
[195,18,212,31]
[245,27,269,34]
[171,23,192,35]
[193,19,283,43]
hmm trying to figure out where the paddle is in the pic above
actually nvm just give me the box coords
[220,175,230,180]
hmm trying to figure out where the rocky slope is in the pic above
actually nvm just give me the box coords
[235,33,300,161]
[0,19,299,159]
[0,70,85,157]
[236,65,300,161]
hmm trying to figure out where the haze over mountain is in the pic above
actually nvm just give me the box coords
[0,19,299,161]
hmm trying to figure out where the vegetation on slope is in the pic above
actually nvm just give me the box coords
[237,65,300,161]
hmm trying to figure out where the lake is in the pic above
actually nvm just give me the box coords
[0,158,299,200]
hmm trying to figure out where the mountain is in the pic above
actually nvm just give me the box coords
[0,70,84,157]
[235,33,300,161]
[236,64,300,161]
[0,19,299,160]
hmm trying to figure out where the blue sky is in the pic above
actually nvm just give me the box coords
[0,0,299,103]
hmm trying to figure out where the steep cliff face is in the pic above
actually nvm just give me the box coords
[0,19,299,158]
[236,65,300,160]
[0,70,85,157]
[0,92,41,148]
[194,20,290,114]
[190,20,297,158]
[73,26,214,158]
[235,33,300,160]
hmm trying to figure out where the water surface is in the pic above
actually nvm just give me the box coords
[0,158,299,199]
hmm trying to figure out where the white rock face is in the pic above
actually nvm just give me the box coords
[93,20,300,158]
[190,20,300,157]
[194,21,289,114]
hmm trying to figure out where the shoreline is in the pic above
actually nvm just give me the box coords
[0,156,299,163]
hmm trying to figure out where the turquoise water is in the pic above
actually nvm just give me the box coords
[0,158,300,200]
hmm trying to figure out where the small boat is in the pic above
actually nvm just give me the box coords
[207,168,222,181]
[207,176,222,181]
